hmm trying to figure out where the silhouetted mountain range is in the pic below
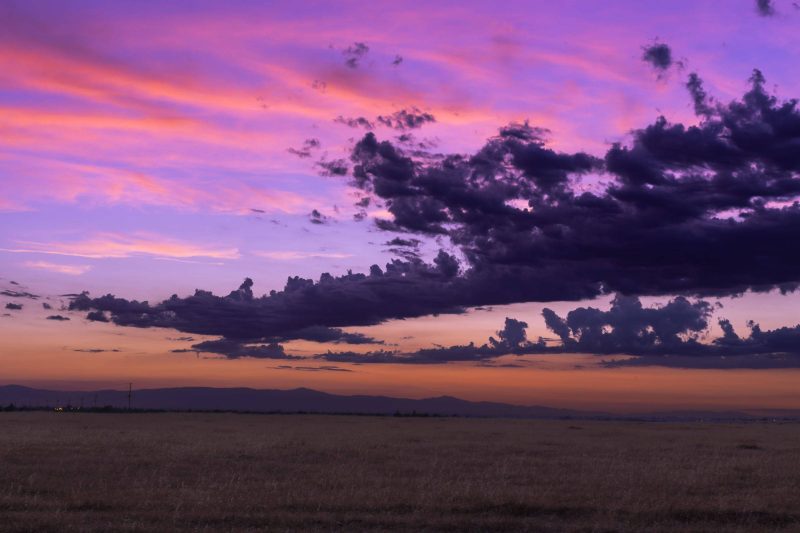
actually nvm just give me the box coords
[1,385,797,421]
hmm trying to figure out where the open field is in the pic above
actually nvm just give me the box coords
[1,413,799,531]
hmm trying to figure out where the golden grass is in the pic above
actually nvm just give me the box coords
[1,412,799,531]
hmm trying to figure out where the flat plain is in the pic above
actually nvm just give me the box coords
[1,412,799,531]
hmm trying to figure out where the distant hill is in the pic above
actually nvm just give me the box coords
[1,384,797,421]
[0,384,591,418]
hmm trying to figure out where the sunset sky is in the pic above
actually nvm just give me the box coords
[2,0,800,412]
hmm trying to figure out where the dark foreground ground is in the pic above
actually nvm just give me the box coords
[1,413,799,532]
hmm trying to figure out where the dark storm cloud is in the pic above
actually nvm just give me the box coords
[86,310,109,322]
[348,71,800,298]
[70,71,800,367]
[385,237,422,260]
[712,319,800,355]
[756,0,775,16]
[685,72,714,117]
[186,339,294,359]
[316,158,349,177]
[273,364,354,372]
[539,296,800,367]
[317,316,546,364]
[334,110,434,133]
[315,297,800,367]
[287,138,321,158]
[2,289,38,299]
[316,350,403,363]
[376,108,436,130]
[46,315,70,321]
[541,295,714,356]
[493,317,529,348]
[5,303,22,310]
[386,248,420,261]
[385,237,421,248]
[394,133,439,154]
[641,42,673,72]
[602,353,800,369]
[309,209,329,224]
[334,115,374,129]
[269,325,383,345]
[342,42,369,68]
[70,261,469,344]
[407,317,546,363]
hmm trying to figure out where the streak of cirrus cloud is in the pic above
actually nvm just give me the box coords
[2,159,315,215]
[23,262,93,276]
[1,233,239,260]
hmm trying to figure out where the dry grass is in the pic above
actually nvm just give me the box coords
[1,412,799,531]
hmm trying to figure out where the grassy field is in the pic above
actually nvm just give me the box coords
[1,413,799,531]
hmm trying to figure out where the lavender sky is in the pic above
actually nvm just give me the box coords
[2,0,800,411]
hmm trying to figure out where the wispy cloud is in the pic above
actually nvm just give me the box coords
[24,261,92,276]
[1,159,316,216]
[253,250,353,260]
[3,233,239,260]
[152,257,226,266]
[0,197,28,213]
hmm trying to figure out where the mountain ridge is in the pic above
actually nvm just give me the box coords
[1,384,797,421]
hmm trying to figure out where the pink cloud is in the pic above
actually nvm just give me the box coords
[253,251,353,261]
[23,261,92,276]
[0,196,27,213]
[3,232,240,260]
[0,159,317,215]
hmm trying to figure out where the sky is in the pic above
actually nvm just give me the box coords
[2,0,800,412]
